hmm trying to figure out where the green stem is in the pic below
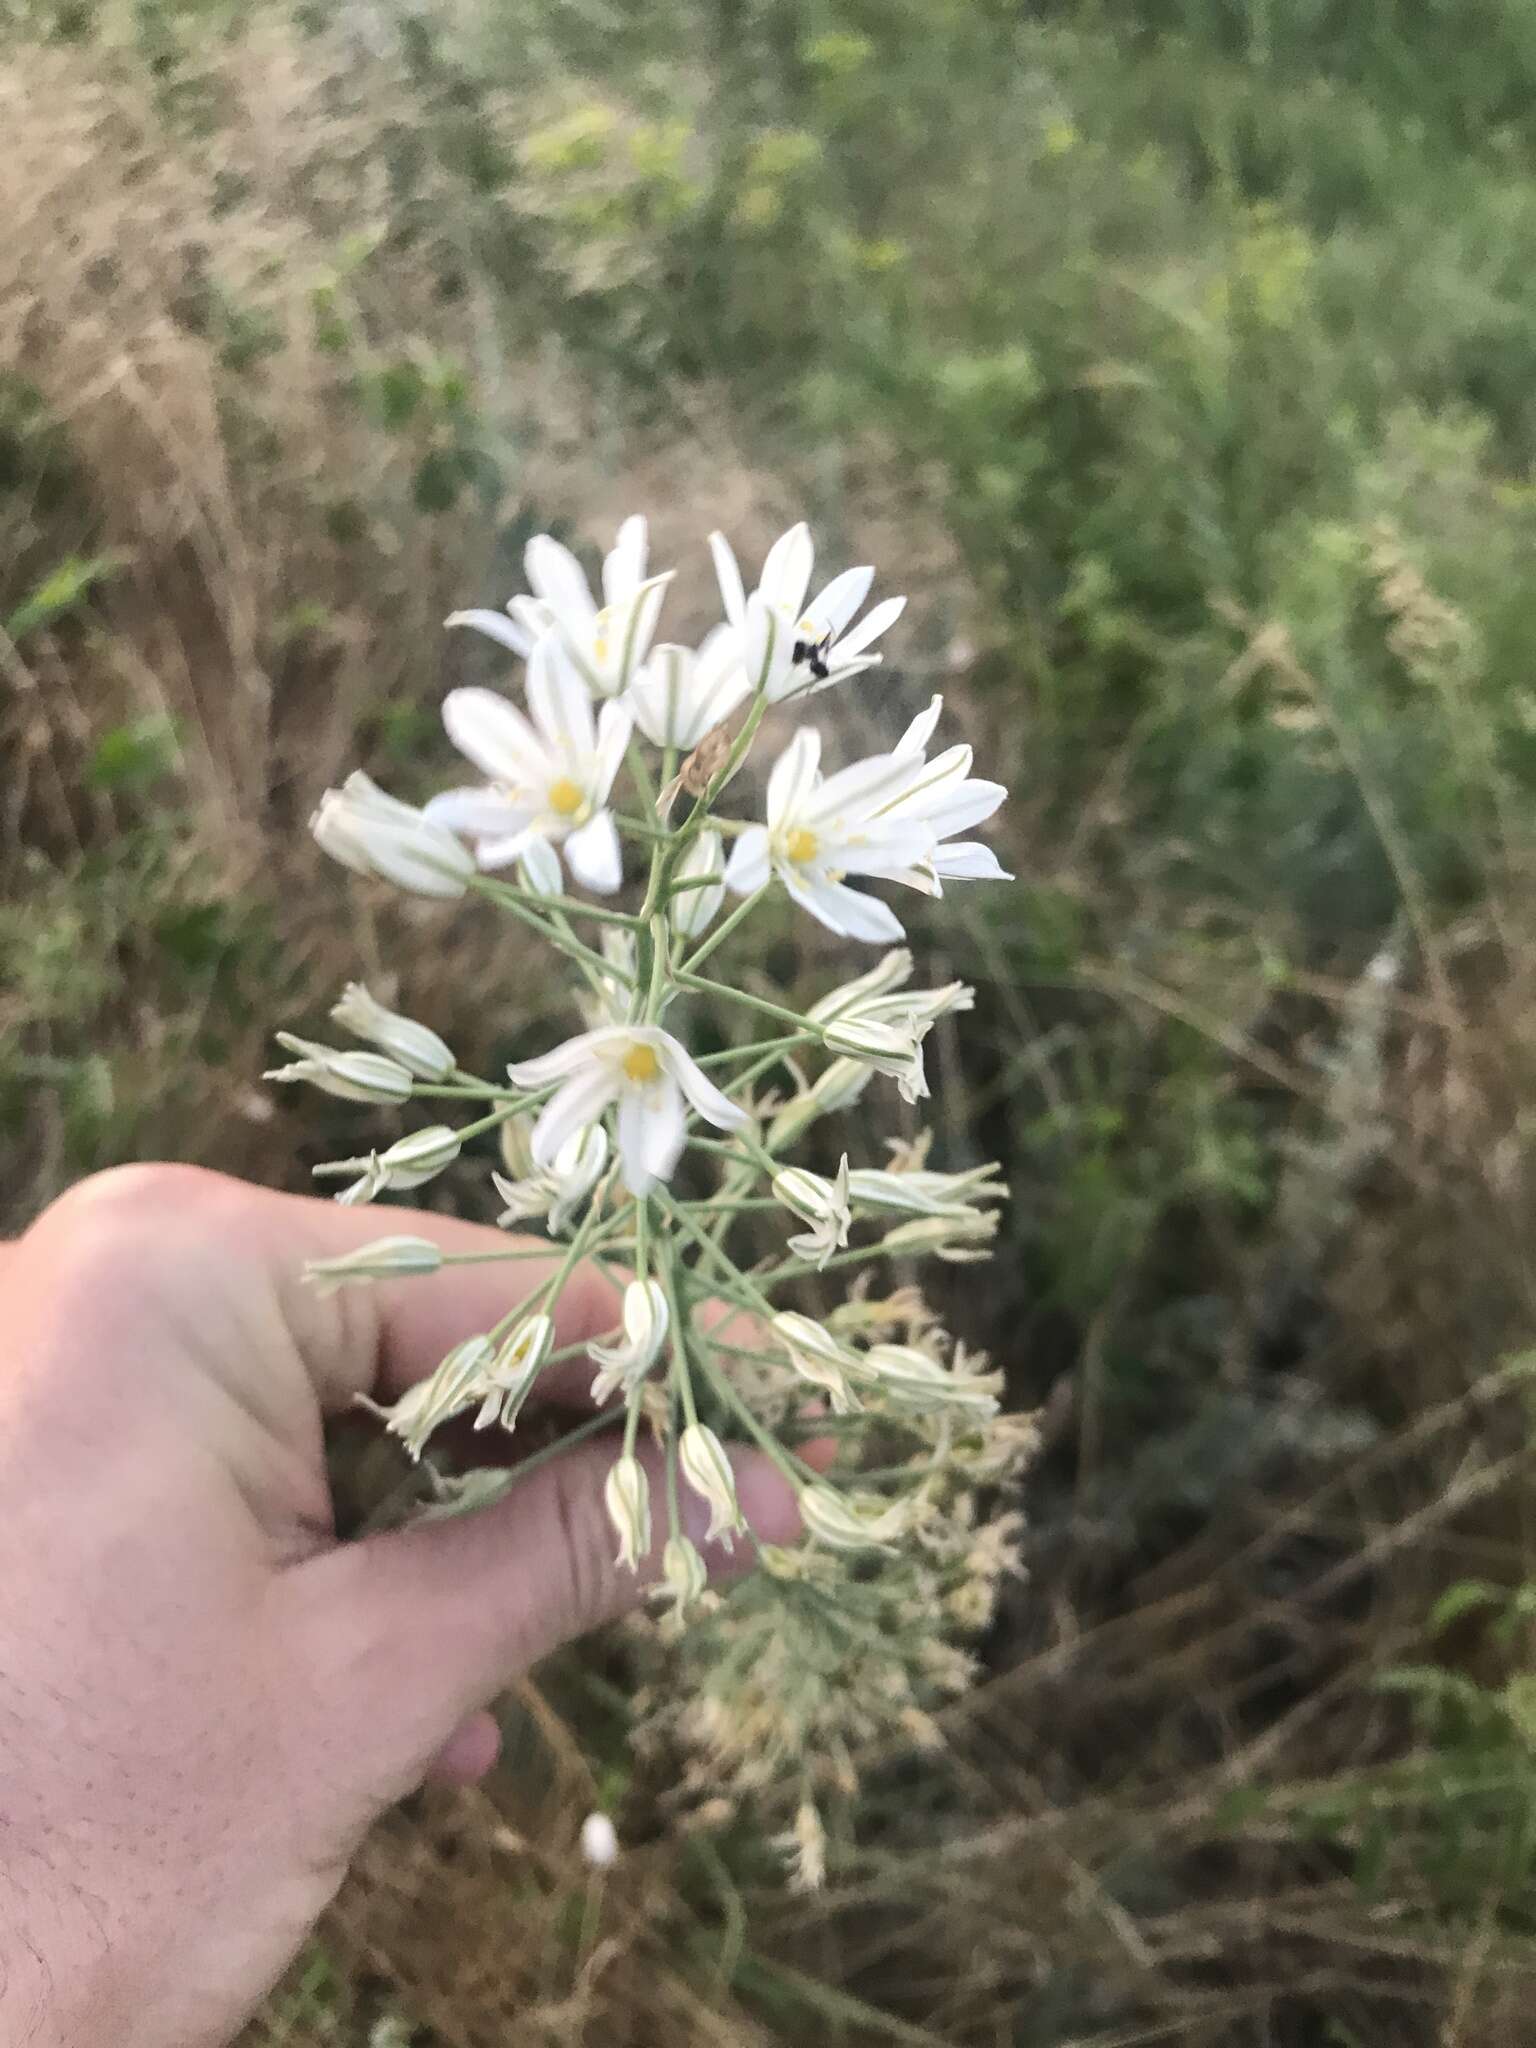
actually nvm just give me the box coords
[677,970,813,1036]
[680,884,768,975]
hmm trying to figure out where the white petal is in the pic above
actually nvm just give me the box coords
[531,1065,619,1165]
[592,698,635,800]
[834,592,905,659]
[508,1030,606,1088]
[517,835,564,896]
[564,810,623,894]
[602,514,648,602]
[930,840,1013,881]
[527,633,596,761]
[445,608,536,657]
[760,522,813,618]
[477,827,544,870]
[709,530,747,627]
[781,866,906,943]
[921,778,1007,838]
[525,534,597,627]
[766,727,823,830]
[745,591,793,697]
[806,749,909,823]
[442,686,551,787]
[424,787,532,836]
[661,1039,751,1131]
[509,595,552,642]
[724,825,772,895]
[895,694,944,758]
[617,1082,686,1192]
[807,565,873,638]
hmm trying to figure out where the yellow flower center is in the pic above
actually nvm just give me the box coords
[622,1042,662,1084]
[548,777,585,818]
[785,827,819,864]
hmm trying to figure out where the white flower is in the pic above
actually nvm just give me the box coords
[770,1311,867,1416]
[678,1423,744,1549]
[493,1122,609,1234]
[448,515,671,698]
[507,1025,748,1194]
[473,1314,556,1432]
[869,696,1012,895]
[425,635,633,894]
[516,835,564,898]
[798,1484,910,1553]
[304,1234,445,1294]
[710,522,905,702]
[310,772,474,899]
[264,1033,414,1104]
[358,1334,496,1460]
[772,1156,851,1268]
[605,1453,652,1571]
[879,1210,1000,1263]
[861,1343,1001,1418]
[589,1278,670,1404]
[721,727,930,942]
[669,829,725,941]
[317,1124,462,1205]
[580,1812,620,1868]
[723,700,1008,941]
[627,629,751,748]
[848,1161,1006,1220]
[330,983,456,1081]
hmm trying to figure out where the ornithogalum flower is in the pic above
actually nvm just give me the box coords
[710,523,904,702]
[507,1025,747,1193]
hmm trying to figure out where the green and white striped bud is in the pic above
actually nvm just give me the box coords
[589,1279,669,1405]
[474,1313,556,1432]
[879,1210,1000,1263]
[360,1333,496,1460]
[330,982,456,1081]
[311,771,473,899]
[772,1154,851,1269]
[771,1311,866,1416]
[799,1484,910,1553]
[660,1534,709,1615]
[670,829,725,940]
[848,1162,1006,1220]
[315,1124,463,1205]
[303,1234,445,1294]
[605,1454,652,1572]
[862,1343,1000,1418]
[265,1033,414,1104]
[493,1122,609,1234]
[678,1423,744,1549]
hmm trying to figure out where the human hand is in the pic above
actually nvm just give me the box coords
[0,1165,800,2048]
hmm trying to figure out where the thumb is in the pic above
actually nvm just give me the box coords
[279,1432,802,1811]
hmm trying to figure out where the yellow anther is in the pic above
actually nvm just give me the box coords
[622,1042,662,1084]
[548,777,585,817]
[785,827,818,864]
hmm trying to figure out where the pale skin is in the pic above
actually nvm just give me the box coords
[0,1164,801,2048]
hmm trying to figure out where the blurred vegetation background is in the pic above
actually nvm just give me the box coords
[8,0,1536,2040]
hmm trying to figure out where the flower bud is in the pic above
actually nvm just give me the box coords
[265,1033,414,1104]
[589,1279,669,1405]
[848,1162,1006,1220]
[605,1454,652,1571]
[772,1155,851,1269]
[799,1484,910,1553]
[821,1014,926,1102]
[862,1343,1000,1417]
[311,771,473,899]
[474,1313,556,1432]
[808,949,915,1023]
[660,1534,709,1614]
[771,1311,865,1415]
[303,1234,445,1294]
[314,1123,462,1203]
[493,1122,609,1233]
[678,1423,744,1549]
[879,1210,1000,1263]
[670,829,725,940]
[330,982,456,1081]
[765,1057,871,1149]
[360,1333,495,1459]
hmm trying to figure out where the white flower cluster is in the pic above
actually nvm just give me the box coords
[282,514,1014,1642]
